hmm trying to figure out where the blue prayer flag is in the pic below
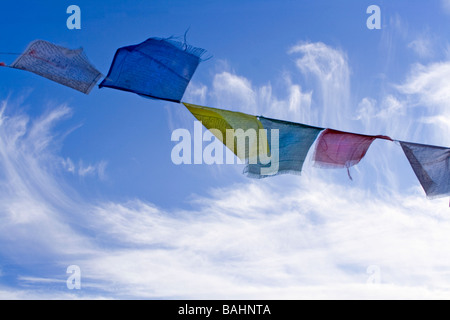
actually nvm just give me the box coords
[400,141,450,198]
[99,37,206,102]
[245,117,323,178]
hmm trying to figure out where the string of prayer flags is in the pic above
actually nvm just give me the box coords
[100,38,206,103]
[2,37,449,204]
[244,117,323,178]
[313,129,393,179]
[399,141,450,199]
[9,40,102,94]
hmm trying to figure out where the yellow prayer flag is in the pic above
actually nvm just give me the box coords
[182,102,268,161]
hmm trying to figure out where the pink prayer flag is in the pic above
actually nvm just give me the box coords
[313,129,392,171]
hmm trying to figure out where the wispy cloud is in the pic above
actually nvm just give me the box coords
[395,61,450,145]
[289,42,350,129]
[442,0,450,14]
[62,177,450,299]
[408,35,434,59]
[62,158,108,180]
[379,13,408,71]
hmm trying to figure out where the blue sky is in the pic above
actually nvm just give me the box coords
[0,0,449,299]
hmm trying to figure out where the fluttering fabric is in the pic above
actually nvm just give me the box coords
[100,38,206,103]
[313,129,392,178]
[400,141,450,199]
[183,102,266,161]
[245,117,323,178]
[10,40,102,94]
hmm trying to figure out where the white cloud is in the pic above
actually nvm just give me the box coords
[61,157,107,180]
[395,61,450,145]
[355,59,450,145]
[379,14,408,68]
[66,177,450,299]
[182,71,313,126]
[355,97,377,121]
[211,72,257,113]
[396,62,450,106]
[289,42,351,129]
[442,0,450,14]
[61,158,76,174]
[183,82,208,106]
[18,276,66,284]
[378,95,404,118]
[408,36,434,58]
[356,95,405,122]
[0,103,96,261]
[77,160,108,180]
[421,115,450,130]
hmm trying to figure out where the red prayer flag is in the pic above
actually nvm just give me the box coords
[313,129,392,177]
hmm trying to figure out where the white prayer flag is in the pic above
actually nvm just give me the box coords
[11,40,102,94]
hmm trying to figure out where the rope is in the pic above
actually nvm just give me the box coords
[0,52,21,56]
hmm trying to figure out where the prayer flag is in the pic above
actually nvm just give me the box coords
[10,40,102,94]
[183,102,266,161]
[100,38,206,102]
[313,129,392,178]
[400,141,450,198]
[245,117,323,178]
